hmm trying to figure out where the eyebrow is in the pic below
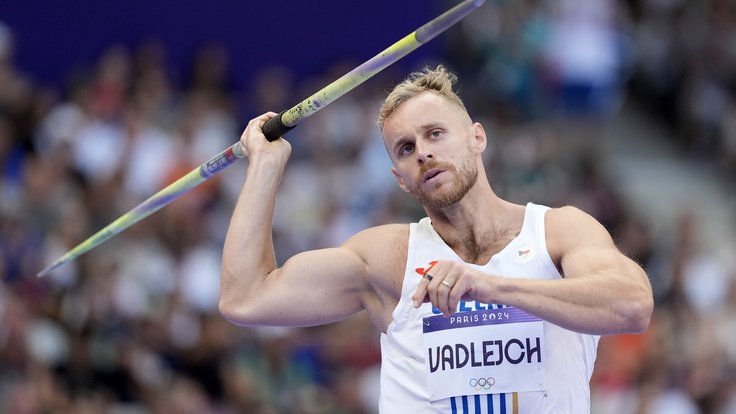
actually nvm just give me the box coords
[420,122,444,131]
[390,122,447,153]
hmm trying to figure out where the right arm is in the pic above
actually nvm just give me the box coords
[219,113,373,327]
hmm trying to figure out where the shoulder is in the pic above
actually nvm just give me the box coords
[342,223,409,286]
[544,206,616,261]
[545,205,600,230]
[343,223,410,257]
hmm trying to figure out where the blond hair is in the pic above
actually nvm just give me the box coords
[378,65,467,130]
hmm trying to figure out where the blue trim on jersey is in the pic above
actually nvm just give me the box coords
[446,393,518,414]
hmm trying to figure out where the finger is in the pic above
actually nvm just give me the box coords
[260,112,292,144]
[437,278,455,316]
[257,112,278,125]
[428,269,446,313]
[256,111,277,120]
[413,273,433,308]
[245,112,277,131]
[253,113,275,131]
[243,113,280,146]
[413,261,440,308]
[447,278,464,314]
[248,112,272,126]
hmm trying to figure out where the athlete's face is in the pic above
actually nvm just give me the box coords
[382,92,486,210]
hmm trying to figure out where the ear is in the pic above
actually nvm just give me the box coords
[471,122,487,154]
[391,167,410,193]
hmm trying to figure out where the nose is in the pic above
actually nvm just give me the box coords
[415,141,433,164]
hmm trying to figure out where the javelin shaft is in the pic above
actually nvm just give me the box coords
[38,0,485,277]
[37,143,245,276]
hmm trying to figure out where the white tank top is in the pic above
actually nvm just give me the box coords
[379,203,600,413]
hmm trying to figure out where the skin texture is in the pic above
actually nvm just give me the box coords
[219,92,654,336]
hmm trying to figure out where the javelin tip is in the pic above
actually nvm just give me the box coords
[415,0,486,44]
[37,262,60,278]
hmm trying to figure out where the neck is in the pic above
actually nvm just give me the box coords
[425,183,524,264]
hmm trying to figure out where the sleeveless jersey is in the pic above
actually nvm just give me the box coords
[379,203,600,413]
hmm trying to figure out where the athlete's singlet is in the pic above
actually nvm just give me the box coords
[379,203,600,413]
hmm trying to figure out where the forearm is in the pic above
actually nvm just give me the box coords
[490,268,652,335]
[221,157,285,302]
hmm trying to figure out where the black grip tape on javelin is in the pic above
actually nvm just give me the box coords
[262,110,296,141]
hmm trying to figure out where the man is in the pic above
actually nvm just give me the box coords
[219,66,653,413]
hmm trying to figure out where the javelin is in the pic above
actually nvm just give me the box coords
[38,0,486,277]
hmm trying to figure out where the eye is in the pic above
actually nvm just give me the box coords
[430,130,443,138]
[399,143,415,156]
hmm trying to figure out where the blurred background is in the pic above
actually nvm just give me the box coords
[1,0,735,412]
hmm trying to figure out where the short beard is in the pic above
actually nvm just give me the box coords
[408,160,478,210]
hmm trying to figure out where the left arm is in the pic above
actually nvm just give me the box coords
[413,206,654,335]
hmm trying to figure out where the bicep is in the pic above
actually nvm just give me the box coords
[561,243,647,286]
[231,246,370,327]
[549,207,649,286]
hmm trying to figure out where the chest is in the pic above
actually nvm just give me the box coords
[450,230,521,265]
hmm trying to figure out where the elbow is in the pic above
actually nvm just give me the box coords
[614,266,654,334]
[218,294,237,325]
[219,301,242,326]
[218,261,277,327]
[218,268,275,327]
[218,286,242,326]
[218,267,255,327]
[219,295,259,327]
[218,267,235,324]
[619,291,654,334]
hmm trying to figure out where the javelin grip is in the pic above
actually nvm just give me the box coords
[262,110,295,141]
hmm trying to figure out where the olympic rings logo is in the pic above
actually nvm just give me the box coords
[469,377,496,390]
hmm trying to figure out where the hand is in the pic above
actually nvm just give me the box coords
[240,112,292,165]
[412,260,496,317]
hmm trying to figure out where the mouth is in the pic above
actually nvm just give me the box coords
[422,168,445,183]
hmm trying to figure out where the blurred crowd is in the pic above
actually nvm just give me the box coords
[626,0,736,180]
[0,0,735,413]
